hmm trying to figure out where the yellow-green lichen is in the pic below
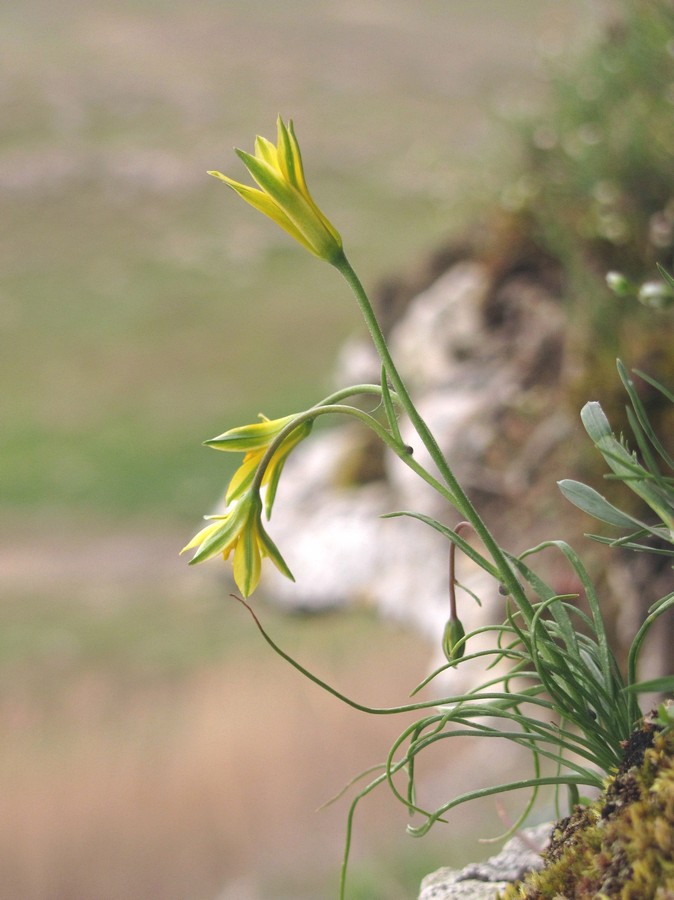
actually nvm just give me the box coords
[501,718,674,899]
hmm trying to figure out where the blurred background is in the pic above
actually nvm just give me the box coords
[0,1,644,898]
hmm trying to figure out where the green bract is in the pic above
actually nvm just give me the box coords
[209,117,343,263]
[206,414,299,453]
[206,414,313,517]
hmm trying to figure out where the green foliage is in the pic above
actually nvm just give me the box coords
[505,0,674,411]
[515,0,674,280]
[558,358,674,712]
[559,362,674,550]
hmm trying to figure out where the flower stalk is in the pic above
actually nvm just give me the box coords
[333,253,530,613]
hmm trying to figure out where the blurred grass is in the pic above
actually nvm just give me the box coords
[0,1,598,897]
[0,572,478,900]
[1,0,595,519]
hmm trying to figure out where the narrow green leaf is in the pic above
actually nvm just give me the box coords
[618,360,674,470]
[626,677,674,693]
[656,262,674,291]
[648,591,674,615]
[558,479,639,528]
[579,402,674,531]
[586,533,674,555]
[635,366,674,404]
[383,511,498,578]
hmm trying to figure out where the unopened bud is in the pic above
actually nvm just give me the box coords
[442,616,466,664]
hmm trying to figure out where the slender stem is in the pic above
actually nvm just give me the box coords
[334,253,454,494]
[449,521,472,619]
[315,383,394,407]
[250,402,458,505]
[333,252,530,613]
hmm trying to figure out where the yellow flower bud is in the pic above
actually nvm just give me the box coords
[209,117,343,263]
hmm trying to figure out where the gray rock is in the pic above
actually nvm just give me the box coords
[418,823,550,900]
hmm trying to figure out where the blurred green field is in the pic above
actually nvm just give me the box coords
[1,2,596,897]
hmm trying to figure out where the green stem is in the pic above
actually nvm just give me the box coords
[449,521,472,620]
[315,383,393,407]
[333,252,529,614]
[251,401,460,510]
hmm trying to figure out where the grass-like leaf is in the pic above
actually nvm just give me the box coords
[558,479,643,528]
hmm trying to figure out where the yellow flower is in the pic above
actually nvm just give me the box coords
[208,117,343,262]
[181,493,293,597]
[206,414,313,517]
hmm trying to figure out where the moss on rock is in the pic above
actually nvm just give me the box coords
[502,713,674,899]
